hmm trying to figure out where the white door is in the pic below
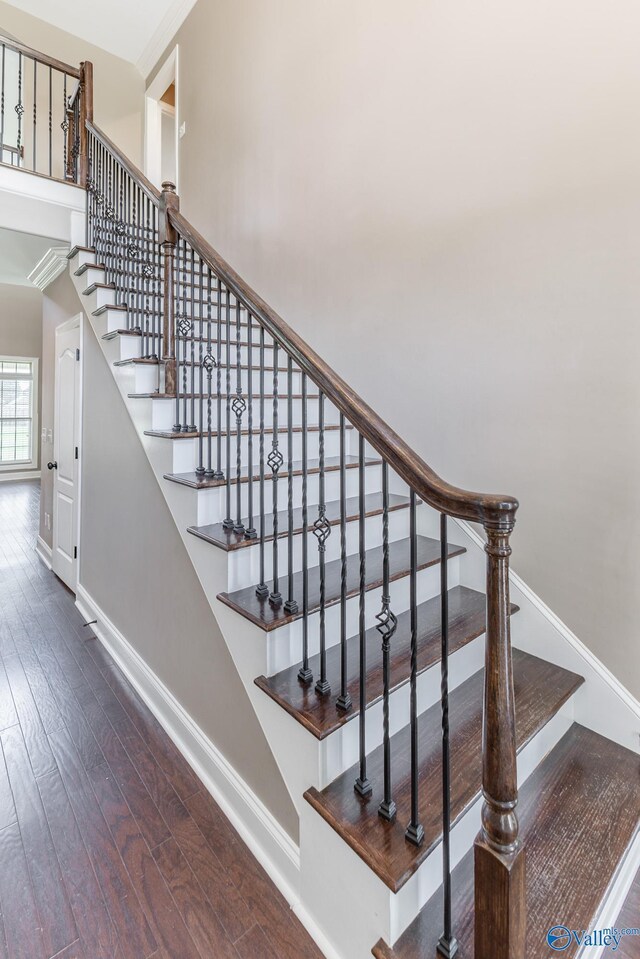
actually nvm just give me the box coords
[51,320,81,591]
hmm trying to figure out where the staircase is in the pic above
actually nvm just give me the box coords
[7,38,639,959]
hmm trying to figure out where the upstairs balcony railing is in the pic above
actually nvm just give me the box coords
[0,33,92,184]
[7,35,525,959]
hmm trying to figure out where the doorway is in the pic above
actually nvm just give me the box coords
[145,47,179,191]
[50,315,81,592]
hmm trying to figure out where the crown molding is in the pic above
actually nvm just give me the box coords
[28,246,69,291]
[137,0,196,79]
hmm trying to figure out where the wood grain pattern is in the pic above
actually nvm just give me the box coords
[220,535,466,630]
[256,586,518,740]
[0,480,324,959]
[305,650,584,892]
[190,491,410,552]
[165,453,379,489]
[373,724,640,959]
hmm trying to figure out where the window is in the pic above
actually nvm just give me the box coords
[0,358,38,469]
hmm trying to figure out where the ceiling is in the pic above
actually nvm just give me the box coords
[0,0,178,65]
[0,228,59,287]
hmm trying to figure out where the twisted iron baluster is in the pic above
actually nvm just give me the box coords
[354,433,372,797]
[15,53,23,157]
[213,277,223,479]
[268,342,283,606]
[314,392,331,695]
[405,489,425,845]
[377,461,398,821]
[336,412,352,711]
[196,256,205,475]
[223,292,233,527]
[256,327,268,598]
[245,312,256,539]
[203,268,215,477]
[233,297,246,533]
[284,354,297,613]
[298,372,312,683]
[437,513,458,959]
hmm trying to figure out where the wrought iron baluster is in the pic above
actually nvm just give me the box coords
[298,372,312,683]
[15,53,23,158]
[354,433,372,796]
[189,246,196,431]
[180,238,190,432]
[256,326,268,598]
[223,291,233,527]
[245,312,256,539]
[377,461,398,821]
[32,58,37,171]
[268,341,283,606]
[48,66,52,177]
[405,489,425,845]
[172,237,181,430]
[336,412,352,711]
[213,277,223,479]
[1,45,5,166]
[233,296,245,533]
[203,267,215,476]
[284,355,297,612]
[314,392,330,695]
[196,255,205,473]
[437,513,458,958]
[61,72,67,178]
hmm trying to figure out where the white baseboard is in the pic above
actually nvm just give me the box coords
[0,469,41,482]
[74,584,306,912]
[36,535,53,569]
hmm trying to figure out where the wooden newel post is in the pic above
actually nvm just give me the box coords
[474,516,526,959]
[159,181,180,396]
[78,60,93,186]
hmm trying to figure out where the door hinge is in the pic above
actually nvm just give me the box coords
[76,348,80,361]
[73,546,78,559]
[75,446,78,460]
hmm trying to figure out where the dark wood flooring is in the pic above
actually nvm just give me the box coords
[0,479,325,959]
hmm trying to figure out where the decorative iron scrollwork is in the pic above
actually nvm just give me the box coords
[376,598,398,649]
[232,395,247,418]
[202,353,216,374]
[267,448,284,474]
[14,101,24,117]
[313,510,332,550]
[142,262,154,279]
[177,316,191,337]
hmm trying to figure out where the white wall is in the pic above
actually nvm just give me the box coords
[149,0,640,697]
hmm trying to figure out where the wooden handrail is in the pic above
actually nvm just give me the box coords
[87,121,161,204]
[0,33,80,78]
[167,206,518,526]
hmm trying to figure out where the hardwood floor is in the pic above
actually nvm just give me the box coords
[0,479,325,959]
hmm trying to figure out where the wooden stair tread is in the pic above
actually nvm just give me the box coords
[188,492,411,552]
[373,723,640,958]
[304,650,584,893]
[163,455,381,489]
[113,357,159,366]
[255,586,518,740]
[218,536,466,632]
[145,423,353,440]
[102,328,275,349]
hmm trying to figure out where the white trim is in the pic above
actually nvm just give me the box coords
[144,46,180,193]
[28,246,70,291]
[137,0,195,79]
[36,535,52,569]
[0,355,39,471]
[0,469,41,482]
[454,518,640,720]
[586,830,640,959]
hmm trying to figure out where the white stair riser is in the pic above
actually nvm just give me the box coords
[194,463,384,526]
[77,265,106,288]
[299,702,576,959]
[69,249,96,271]
[226,507,413,592]
[166,427,351,474]
[150,395,340,432]
[262,558,462,674]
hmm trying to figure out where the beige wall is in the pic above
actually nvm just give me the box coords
[79,315,298,837]
[0,282,43,474]
[150,0,640,697]
[0,0,144,164]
